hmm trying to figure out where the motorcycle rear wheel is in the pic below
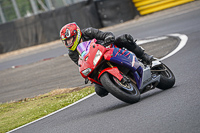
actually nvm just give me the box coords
[155,63,175,90]
[100,72,140,104]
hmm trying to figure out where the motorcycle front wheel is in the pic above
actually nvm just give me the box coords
[100,72,140,104]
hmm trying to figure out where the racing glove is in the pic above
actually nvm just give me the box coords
[104,35,115,47]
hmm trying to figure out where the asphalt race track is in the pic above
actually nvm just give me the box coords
[2,1,200,133]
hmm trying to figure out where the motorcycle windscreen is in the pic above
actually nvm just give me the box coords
[109,47,143,89]
[77,40,91,58]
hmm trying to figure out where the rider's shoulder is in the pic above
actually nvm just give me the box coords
[82,27,98,34]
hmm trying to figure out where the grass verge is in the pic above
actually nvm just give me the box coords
[0,86,95,133]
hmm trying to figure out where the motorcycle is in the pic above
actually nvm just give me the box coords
[77,39,175,104]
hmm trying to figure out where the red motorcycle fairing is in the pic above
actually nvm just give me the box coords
[78,39,107,79]
[98,67,123,81]
[78,39,124,84]
[96,47,124,81]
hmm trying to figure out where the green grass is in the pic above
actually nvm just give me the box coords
[0,86,95,133]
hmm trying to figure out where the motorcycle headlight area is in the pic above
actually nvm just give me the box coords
[93,50,102,66]
[82,68,92,76]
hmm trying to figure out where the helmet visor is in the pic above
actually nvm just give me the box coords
[62,36,74,47]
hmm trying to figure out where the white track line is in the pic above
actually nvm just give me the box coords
[7,93,96,133]
[7,33,188,133]
[159,33,188,61]
[137,36,168,45]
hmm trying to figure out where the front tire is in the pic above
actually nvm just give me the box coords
[100,73,140,104]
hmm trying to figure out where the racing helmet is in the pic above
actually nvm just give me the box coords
[60,22,82,51]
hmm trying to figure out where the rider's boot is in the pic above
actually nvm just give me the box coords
[140,53,154,65]
[95,84,108,97]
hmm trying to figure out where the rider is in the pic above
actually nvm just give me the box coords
[60,22,153,97]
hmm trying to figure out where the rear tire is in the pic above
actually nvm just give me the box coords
[155,63,175,90]
[100,73,140,104]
